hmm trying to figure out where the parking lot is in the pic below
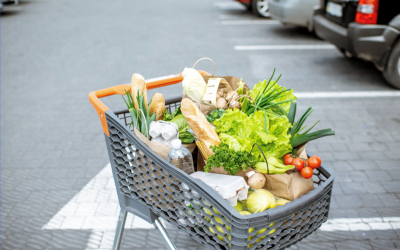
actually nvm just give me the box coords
[1,0,400,249]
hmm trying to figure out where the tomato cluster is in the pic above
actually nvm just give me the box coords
[283,154,321,179]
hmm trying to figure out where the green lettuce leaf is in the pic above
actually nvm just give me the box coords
[214,109,292,161]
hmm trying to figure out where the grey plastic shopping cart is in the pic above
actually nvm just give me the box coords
[89,72,335,250]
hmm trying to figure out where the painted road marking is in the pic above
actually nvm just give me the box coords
[42,164,154,230]
[320,217,400,231]
[44,163,400,232]
[296,91,400,98]
[222,20,278,25]
[213,1,246,10]
[234,44,336,50]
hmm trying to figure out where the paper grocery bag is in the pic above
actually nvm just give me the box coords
[263,145,313,201]
[263,172,314,201]
[182,75,249,115]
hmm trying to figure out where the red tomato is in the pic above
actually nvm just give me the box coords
[304,159,309,167]
[283,154,294,165]
[308,156,321,169]
[292,158,304,171]
[301,167,313,179]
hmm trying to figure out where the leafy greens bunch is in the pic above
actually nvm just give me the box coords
[163,106,195,143]
[205,143,255,175]
[206,109,226,123]
[213,109,293,162]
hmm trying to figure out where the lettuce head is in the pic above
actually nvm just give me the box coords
[214,109,292,161]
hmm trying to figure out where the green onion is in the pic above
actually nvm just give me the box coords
[288,102,335,148]
[122,89,155,139]
[241,68,295,117]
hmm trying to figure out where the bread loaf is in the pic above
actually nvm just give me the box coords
[149,93,165,121]
[131,74,148,110]
[181,98,220,155]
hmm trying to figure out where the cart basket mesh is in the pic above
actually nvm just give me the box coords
[104,97,334,250]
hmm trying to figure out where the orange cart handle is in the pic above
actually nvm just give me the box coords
[89,70,211,136]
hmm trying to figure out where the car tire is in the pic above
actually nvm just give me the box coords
[383,39,400,89]
[251,0,269,18]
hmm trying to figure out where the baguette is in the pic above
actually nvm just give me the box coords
[181,98,220,155]
[131,74,148,110]
[149,93,165,121]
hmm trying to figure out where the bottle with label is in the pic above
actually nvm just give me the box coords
[167,139,195,175]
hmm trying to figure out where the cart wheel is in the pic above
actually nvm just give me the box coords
[383,39,400,89]
[252,0,269,18]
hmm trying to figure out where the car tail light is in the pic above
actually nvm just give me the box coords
[355,0,379,24]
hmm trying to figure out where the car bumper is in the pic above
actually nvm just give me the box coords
[269,0,314,28]
[314,14,400,70]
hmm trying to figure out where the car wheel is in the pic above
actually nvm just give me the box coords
[383,39,400,89]
[252,0,269,18]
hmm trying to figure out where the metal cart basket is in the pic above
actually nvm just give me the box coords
[88,72,335,250]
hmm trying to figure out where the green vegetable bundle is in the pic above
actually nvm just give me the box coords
[122,89,156,140]
[163,106,195,143]
[241,69,297,117]
[213,109,293,162]
[205,143,255,175]
[206,109,226,123]
[288,102,335,148]
[254,157,294,174]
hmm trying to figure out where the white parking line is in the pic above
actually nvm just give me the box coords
[235,44,336,50]
[296,91,400,98]
[320,217,400,231]
[222,20,279,25]
[213,1,246,10]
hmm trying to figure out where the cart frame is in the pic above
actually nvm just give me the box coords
[89,72,335,250]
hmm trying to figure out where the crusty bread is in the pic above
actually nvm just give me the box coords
[149,93,165,121]
[181,98,220,154]
[131,74,148,110]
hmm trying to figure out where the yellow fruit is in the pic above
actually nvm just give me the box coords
[234,202,243,212]
[246,189,276,213]
[203,207,221,216]
[275,198,291,207]
[239,211,251,215]
[209,216,231,242]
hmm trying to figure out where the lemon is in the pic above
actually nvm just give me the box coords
[234,202,243,212]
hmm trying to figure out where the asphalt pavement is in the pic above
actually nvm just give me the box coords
[1,0,400,249]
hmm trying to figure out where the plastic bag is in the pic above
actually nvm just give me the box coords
[182,68,207,104]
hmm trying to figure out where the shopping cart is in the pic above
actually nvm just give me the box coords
[88,71,335,250]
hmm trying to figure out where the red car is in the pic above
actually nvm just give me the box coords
[236,0,270,18]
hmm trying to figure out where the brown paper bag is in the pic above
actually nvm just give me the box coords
[182,75,249,115]
[263,172,314,201]
[262,145,314,201]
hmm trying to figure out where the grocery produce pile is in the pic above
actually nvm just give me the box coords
[122,62,335,231]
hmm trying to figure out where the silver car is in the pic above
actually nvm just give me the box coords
[269,0,319,32]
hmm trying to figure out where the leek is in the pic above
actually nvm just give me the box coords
[288,102,335,148]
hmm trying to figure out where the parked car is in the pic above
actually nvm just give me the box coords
[236,0,270,18]
[269,0,319,32]
[0,0,19,11]
[314,0,400,89]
